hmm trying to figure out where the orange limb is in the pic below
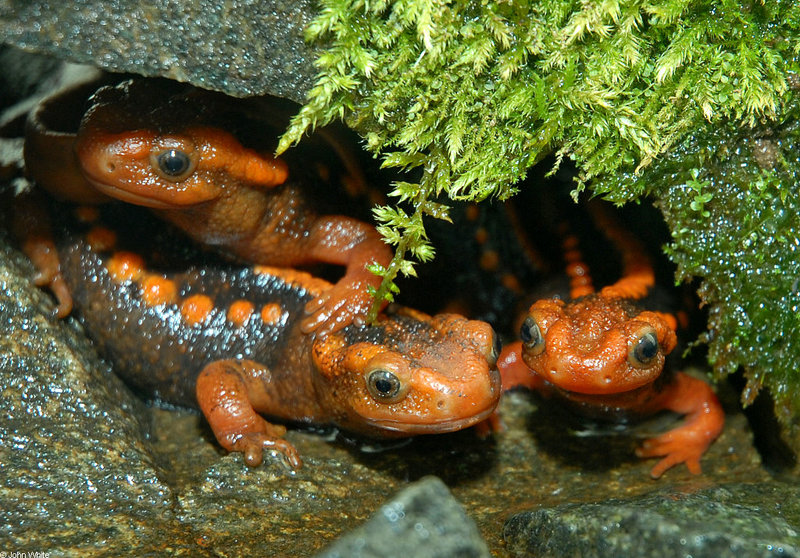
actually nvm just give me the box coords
[299,216,392,336]
[498,340,545,392]
[196,359,303,470]
[636,372,725,478]
[474,410,504,437]
[12,192,73,317]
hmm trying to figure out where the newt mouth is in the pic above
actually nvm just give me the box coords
[83,176,179,209]
[551,382,655,408]
[362,397,499,435]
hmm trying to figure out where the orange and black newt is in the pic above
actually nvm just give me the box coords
[24,77,391,336]
[17,199,501,468]
[498,202,724,478]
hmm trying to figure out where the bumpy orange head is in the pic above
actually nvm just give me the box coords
[311,312,502,437]
[74,79,287,209]
[519,295,677,395]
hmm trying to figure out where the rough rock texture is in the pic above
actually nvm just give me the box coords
[317,476,491,558]
[504,483,800,558]
[0,0,317,102]
[0,229,199,555]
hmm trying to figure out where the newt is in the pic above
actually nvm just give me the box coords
[498,202,724,478]
[19,199,501,469]
[24,77,391,336]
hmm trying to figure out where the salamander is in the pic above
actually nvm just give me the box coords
[498,201,724,478]
[24,77,391,336]
[20,198,501,469]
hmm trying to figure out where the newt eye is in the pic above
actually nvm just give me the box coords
[366,369,405,403]
[487,331,501,368]
[151,149,195,181]
[520,316,545,356]
[629,327,659,367]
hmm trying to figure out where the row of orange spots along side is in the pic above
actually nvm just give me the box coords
[561,232,594,299]
[226,299,282,328]
[103,249,285,328]
[83,208,288,329]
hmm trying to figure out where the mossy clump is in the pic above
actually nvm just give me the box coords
[600,98,800,435]
[279,0,800,435]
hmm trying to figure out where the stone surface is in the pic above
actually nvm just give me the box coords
[0,0,318,102]
[0,227,203,555]
[504,483,800,558]
[317,476,491,558]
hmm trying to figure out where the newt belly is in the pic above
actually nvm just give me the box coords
[24,77,392,336]
[45,202,501,468]
[499,201,724,478]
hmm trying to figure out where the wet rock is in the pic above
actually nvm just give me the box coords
[503,482,800,558]
[0,0,318,102]
[316,476,491,558]
[0,229,203,554]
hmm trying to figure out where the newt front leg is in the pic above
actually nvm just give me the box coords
[12,192,73,317]
[196,358,304,470]
[636,372,725,478]
[299,216,392,336]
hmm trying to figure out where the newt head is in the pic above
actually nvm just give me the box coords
[310,312,502,437]
[519,295,677,396]
[74,79,288,209]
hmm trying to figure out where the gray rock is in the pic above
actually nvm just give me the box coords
[0,228,206,554]
[504,483,800,558]
[0,0,318,102]
[317,476,491,558]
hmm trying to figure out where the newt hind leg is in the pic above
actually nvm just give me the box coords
[196,359,303,470]
[12,192,73,317]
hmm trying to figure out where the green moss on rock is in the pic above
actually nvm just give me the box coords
[281,0,800,438]
[600,98,800,436]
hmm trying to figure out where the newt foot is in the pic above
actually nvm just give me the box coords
[473,411,504,438]
[301,278,382,337]
[33,262,73,318]
[636,432,707,478]
[230,429,303,470]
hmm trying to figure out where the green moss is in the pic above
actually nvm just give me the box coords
[280,0,800,432]
[601,98,800,431]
